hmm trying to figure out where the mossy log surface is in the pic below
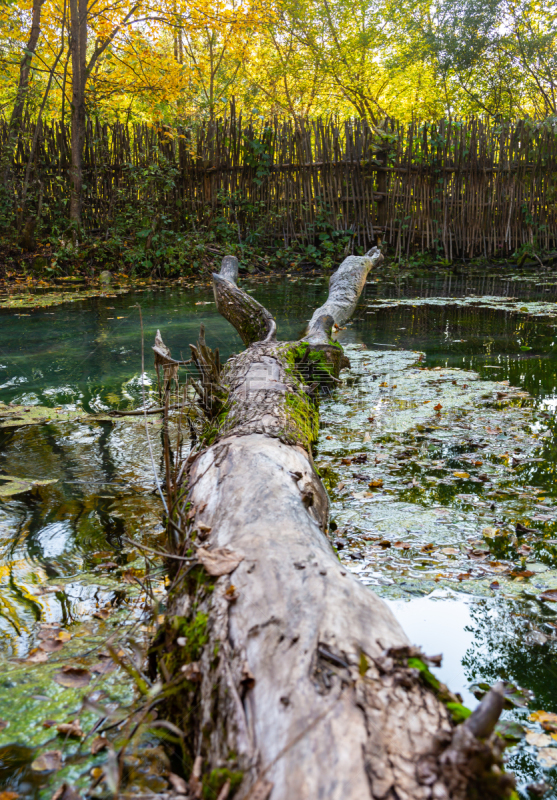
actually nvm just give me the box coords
[151,253,515,800]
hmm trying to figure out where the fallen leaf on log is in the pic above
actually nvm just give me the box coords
[196,547,244,576]
[56,719,83,739]
[216,779,231,800]
[181,662,202,681]
[53,667,91,688]
[168,773,188,795]
[0,792,19,800]
[197,522,212,538]
[224,585,239,602]
[31,750,63,772]
[189,755,203,796]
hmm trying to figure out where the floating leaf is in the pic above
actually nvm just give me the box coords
[26,650,48,663]
[453,472,470,479]
[530,711,557,732]
[91,736,109,755]
[51,783,82,800]
[0,474,58,497]
[38,637,64,653]
[368,479,383,489]
[31,750,63,772]
[56,720,83,739]
[53,667,91,689]
[538,749,557,768]
[526,731,554,747]
[496,720,524,742]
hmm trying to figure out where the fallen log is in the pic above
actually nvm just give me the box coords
[150,252,515,800]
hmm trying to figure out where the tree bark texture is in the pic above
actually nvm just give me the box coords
[151,252,515,800]
[2,0,43,184]
[69,0,87,225]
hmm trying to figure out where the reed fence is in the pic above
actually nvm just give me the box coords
[3,113,557,259]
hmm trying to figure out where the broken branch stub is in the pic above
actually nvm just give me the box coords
[213,256,276,346]
[151,251,512,800]
[304,246,383,344]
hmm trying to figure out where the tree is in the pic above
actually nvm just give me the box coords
[1,0,43,184]
[68,0,139,228]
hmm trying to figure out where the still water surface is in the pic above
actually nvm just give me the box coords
[2,272,557,796]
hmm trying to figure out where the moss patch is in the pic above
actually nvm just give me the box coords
[202,767,244,800]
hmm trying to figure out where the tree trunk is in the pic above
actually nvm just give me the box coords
[150,251,515,800]
[1,0,43,185]
[69,0,87,227]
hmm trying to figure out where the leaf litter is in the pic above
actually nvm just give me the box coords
[318,343,557,780]
[319,345,557,600]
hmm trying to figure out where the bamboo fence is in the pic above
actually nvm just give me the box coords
[4,113,557,258]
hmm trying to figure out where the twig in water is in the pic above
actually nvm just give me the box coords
[137,304,168,514]
[122,536,195,562]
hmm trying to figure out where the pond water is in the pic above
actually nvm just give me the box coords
[2,270,557,797]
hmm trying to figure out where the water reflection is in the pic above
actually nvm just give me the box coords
[3,274,557,793]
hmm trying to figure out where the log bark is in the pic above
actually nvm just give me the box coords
[150,254,515,800]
